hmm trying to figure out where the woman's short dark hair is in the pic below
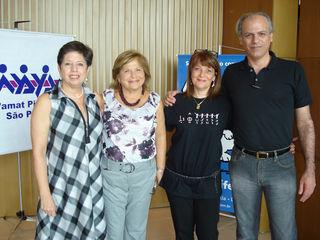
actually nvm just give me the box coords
[186,50,221,100]
[57,41,93,67]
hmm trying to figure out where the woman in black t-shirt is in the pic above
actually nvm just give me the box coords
[160,50,230,240]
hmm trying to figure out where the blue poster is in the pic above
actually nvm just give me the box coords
[177,54,245,213]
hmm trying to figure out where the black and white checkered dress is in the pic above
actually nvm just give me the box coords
[35,81,106,239]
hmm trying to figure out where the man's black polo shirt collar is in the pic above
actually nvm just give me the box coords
[239,51,278,72]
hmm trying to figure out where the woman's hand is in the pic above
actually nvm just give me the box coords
[290,137,298,155]
[40,193,56,217]
[156,171,164,184]
[290,143,296,155]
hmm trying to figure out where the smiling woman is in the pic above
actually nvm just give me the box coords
[109,50,152,108]
[98,50,167,240]
[160,50,230,240]
[117,58,146,107]
[31,41,106,239]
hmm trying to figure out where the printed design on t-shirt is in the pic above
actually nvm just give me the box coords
[178,112,220,125]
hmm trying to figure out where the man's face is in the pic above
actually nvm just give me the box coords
[239,15,273,61]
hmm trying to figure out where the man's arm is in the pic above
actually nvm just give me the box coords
[295,105,316,202]
[164,90,180,107]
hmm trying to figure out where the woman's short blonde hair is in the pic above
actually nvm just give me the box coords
[110,50,151,90]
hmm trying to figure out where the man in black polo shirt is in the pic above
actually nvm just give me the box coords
[165,11,315,240]
[222,12,315,240]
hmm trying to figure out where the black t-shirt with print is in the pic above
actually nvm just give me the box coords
[160,93,230,199]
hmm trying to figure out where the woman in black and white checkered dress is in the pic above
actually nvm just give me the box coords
[31,41,106,239]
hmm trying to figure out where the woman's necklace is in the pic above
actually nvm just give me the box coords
[119,85,145,107]
[61,87,84,99]
[192,96,207,110]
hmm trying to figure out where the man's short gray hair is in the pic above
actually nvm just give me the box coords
[236,12,274,37]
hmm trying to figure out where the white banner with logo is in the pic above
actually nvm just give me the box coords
[0,29,74,155]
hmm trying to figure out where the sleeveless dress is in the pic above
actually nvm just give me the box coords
[35,80,106,239]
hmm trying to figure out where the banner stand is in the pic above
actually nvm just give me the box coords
[11,152,36,234]
[11,23,36,229]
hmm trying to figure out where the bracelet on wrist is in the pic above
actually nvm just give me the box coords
[157,168,164,173]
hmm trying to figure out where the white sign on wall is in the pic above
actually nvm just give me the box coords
[0,29,74,155]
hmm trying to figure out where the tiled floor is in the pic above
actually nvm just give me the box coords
[0,207,271,240]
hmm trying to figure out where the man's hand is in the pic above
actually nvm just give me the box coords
[164,90,180,107]
[298,169,316,202]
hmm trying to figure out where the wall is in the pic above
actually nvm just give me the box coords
[221,0,272,54]
[296,0,320,238]
[0,0,223,95]
[0,0,223,216]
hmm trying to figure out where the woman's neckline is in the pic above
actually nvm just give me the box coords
[114,89,150,109]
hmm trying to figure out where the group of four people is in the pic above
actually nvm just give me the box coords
[31,11,315,240]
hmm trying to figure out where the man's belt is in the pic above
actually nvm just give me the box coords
[235,143,290,159]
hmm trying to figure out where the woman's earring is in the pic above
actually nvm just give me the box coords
[85,78,88,82]
[211,80,215,87]
[190,80,193,86]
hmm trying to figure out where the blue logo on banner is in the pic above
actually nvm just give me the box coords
[0,64,57,97]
